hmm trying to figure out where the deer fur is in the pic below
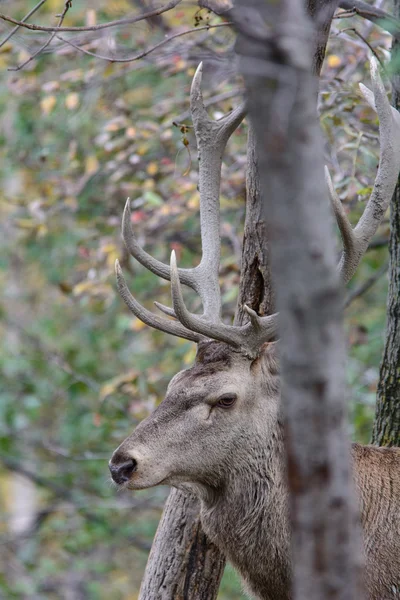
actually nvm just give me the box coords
[110,341,400,600]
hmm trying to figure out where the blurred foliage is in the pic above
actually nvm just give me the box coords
[0,1,395,598]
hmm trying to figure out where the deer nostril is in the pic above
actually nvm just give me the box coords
[109,457,137,485]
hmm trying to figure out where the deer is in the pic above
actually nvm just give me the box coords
[109,59,400,600]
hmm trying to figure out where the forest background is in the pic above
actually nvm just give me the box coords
[0,1,395,598]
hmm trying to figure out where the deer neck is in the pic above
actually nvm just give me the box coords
[199,428,291,600]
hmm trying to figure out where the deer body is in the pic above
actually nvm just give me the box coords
[109,61,400,599]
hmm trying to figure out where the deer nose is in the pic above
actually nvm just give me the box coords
[109,455,137,485]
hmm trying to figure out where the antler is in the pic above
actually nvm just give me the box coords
[117,63,279,355]
[325,58,400,284]
[117,59,396,357]
[121,63,246,322]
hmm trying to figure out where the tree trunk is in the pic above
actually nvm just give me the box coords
[306,0,338,76]
[372,0,400,448]
[235,123,275,325]
[139,489,224,599]
[139,2,336,597]
[234,1,364,599]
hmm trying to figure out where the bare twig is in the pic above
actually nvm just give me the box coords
[336,0,400,40]
[338,27,385,69]
[0,0,47,50]
[345,260,389,307]
[0,1,182,33]
[198,0,233,15]
[55,22,232,64]
[172,88,242,124]
[9,0,73,71]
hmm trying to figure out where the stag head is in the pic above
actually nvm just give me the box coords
[110,340,281,492]
[109,59,400,493]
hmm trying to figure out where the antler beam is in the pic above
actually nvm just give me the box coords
[121,62,246,321]
[326,58,400,284]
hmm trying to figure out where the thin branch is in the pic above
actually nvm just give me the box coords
[345,260,389,307]
[336,0,400,41]
[197,0,233,16]
[338,27,385,69]
[9,0,73,71]
[172,88,241,123]
[55,22,231,64]
[0,0,47,50]
[0,1,182,33]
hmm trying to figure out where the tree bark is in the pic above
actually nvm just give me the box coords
[139,489,224,599]
[306,0,338,76]
[372,0,400,448]
[235,123,275,325]
[234,0,364,599]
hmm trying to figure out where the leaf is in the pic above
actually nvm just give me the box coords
[146,162,158,176]
[327,55,341,68]
[144,190,163,206]
[41,95,57,115]
[99,369,138,402]
[65,92,80,110]
[85,155,99,175]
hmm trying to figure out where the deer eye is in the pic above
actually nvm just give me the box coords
[216,394,237,408]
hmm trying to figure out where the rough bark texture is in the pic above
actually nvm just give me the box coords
[235,0,364,599]
[139,2,336,597]
[306,0,338,76]
[235,123,275,325]
[139,489,224,599]
[372,0,400,448]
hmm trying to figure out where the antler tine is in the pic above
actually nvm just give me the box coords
[115,260,203,343]
[170,252,279,357]
[327,58,400,284]
[122,199,199,291]
[170,251,242,346]
[154,301,177,319]
[190,63,246,322]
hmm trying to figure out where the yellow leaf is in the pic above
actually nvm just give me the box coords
[143,179,155,190]
[65,92,80,110]
[41,95,57,115]
[175,59,186,70]
[137,143,150,156]
[73,281,95,296]
[126,126,136,139]
[85,155,99,175]
[187,194,199,210]
[147,162,158,176]
[37,224,48,238]
[131,318,147,332]
[15,219,36,229]
[327,55,341,68]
